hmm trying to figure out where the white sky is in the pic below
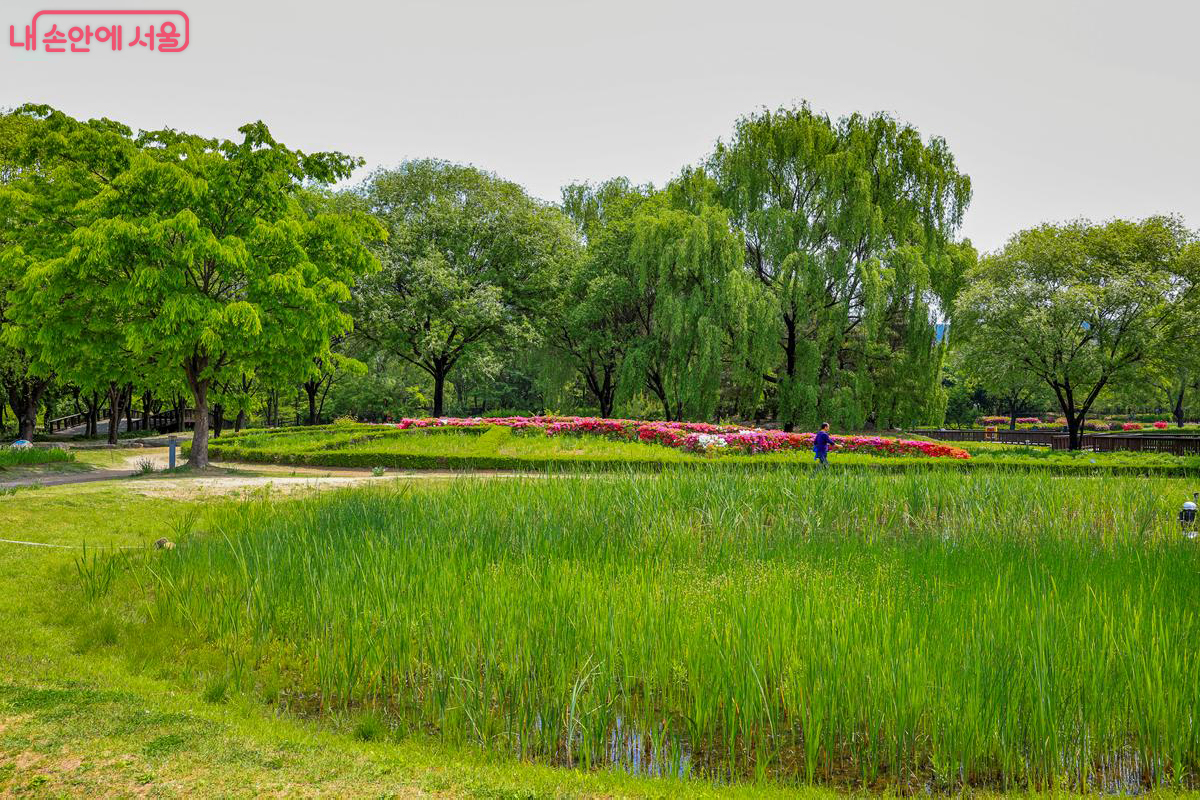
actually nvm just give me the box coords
[2,0,1197,252]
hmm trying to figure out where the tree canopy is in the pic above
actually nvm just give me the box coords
[354,160,580,416]
[7,100,1195,442]
[956,216,1200,447]
[708,104,972,430]
[1,105,382,463]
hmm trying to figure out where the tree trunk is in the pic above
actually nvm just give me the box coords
[782,313,797,432]
[141,391,153,431]
[304,382,319,425]
[186,376,210,468]
[1174,387,1186,428]
[124,384,134,434]
[432,371,446,417]
[8,382,45,441]
[106,383,122,445]
[213,403,224,438]
[17,403,36,441]
[235,408,246,433]
[85,391,100,438]
[1067,416,1083,450]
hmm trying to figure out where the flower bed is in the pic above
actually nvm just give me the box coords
[394,416,971,459]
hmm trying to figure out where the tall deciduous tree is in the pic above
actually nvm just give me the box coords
[708,103,972,430]
[957,217,1200,449]
[355,160,580,416]
[554,178,653,416]
[619,174,774,421]
[3,106,382,465]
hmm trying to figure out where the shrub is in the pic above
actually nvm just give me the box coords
[1154,421,1170,429]
[396,416,971,459]
[1122,422,1143,431]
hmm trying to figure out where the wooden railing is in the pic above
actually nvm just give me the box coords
[44,407,216,435]
[910,429,1200,455]
[909,429,1063,446]
[45,408,110,433]
[1088,434,1200,456]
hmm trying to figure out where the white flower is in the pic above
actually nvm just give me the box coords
[695,433,727,449]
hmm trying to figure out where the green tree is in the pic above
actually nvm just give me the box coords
[619,175,774,421]
[354,160,580,417]
[554,178,653,416]
[955,337,1053,429]
[957,217,1200,448]
[2,106,382,465]
[708,103,972,430]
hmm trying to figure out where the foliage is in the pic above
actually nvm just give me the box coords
[0,444,73,468]
[2,106,383,464]
[957,217,1200,448]
[553,178,653,417]
[708,103,973,430]
[619,177,774,420]
[354,160,580,417]
[391,415,970,458]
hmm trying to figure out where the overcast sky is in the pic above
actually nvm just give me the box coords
[3,0,1196,251]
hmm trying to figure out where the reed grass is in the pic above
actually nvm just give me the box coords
[121,469,1200,791]
[0,445,73,468]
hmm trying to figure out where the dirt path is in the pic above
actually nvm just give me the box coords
[2,447,552,497]
[0,468,137,490]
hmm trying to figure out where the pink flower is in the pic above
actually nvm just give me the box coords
[392,415,971,459]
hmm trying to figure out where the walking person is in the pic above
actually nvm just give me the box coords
[813,422,834,468]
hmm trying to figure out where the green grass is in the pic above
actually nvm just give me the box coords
[0,480,840,798]
[207,422,1200,476]
[88,469,1200,792]
[0,445,73,469]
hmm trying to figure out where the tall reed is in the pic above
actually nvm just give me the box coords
[135,469,1200,790]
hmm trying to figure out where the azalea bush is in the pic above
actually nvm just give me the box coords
[976,416,1053,427]
[1154,421,1170,429]
[394,416,971,459]
[1052,418,1113,431]
[1122,422,1143,431]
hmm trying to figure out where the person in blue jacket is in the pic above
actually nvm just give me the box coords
[813,422,833,467]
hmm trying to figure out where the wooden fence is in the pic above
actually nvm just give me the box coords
[910,429,1062,446]
[910,429,1200,456]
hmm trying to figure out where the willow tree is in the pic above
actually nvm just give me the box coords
[708,103,972,430]
[618,176,773,421]
[958,217,1200,449]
